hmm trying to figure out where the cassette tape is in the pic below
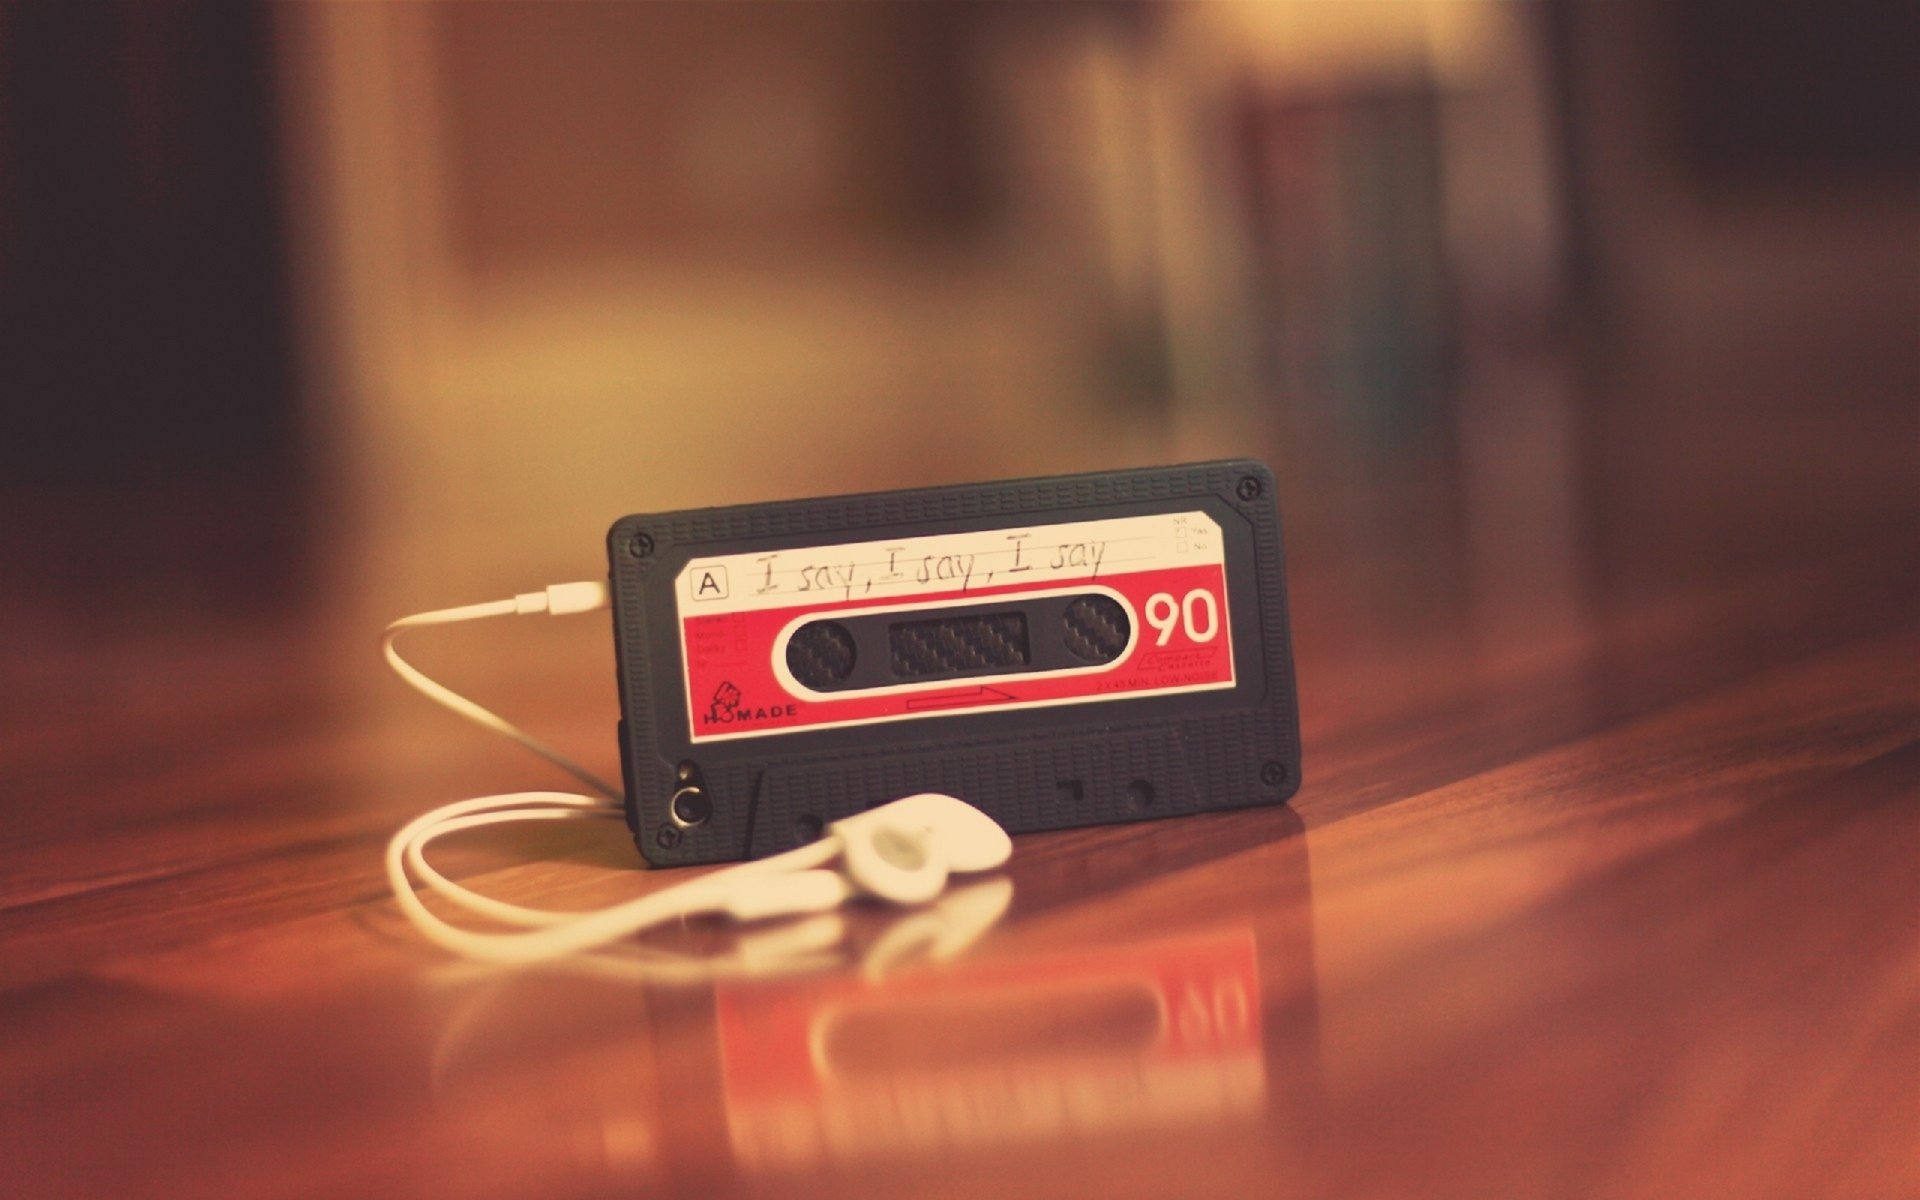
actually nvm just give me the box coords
[607,460,1300,866]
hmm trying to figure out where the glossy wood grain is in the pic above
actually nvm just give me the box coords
[2,475,1915,1200]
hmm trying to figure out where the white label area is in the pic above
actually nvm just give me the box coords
[678,511,1224,614]
[674,511,1234,741]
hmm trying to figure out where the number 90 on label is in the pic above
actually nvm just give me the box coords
[1143,588,1221,647]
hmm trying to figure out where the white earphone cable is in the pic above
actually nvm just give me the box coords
[382,584,634,962]
[397,793,625,928]
[379,582,1009,967]
[381,583,855,965]
[380,582,623,803]
[384,792,842,964]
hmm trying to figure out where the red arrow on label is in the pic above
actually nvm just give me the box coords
[906,686,1018,711]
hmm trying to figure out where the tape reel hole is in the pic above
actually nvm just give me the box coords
[787,621,857,690]
[1062,595,1130,664]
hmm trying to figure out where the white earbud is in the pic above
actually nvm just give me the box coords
[836,793,1014,873]
[721,793,1012,915]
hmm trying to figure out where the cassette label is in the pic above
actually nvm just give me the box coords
[676,511,1234,742]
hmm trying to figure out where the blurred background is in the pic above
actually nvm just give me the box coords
[0,0,1914,722]
[3,10,1915,1194]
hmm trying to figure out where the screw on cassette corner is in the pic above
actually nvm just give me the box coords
[1235,475,1263,502]
[628,531,655,559]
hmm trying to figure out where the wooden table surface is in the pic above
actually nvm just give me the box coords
[2,469,1916,1200]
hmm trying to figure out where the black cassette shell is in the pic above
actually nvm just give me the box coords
[607,459,1302,866]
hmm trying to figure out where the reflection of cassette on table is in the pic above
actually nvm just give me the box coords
[716,929,1266,1172]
